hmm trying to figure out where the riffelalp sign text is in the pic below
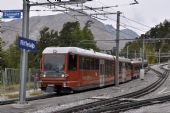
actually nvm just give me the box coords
[18,37,37,52]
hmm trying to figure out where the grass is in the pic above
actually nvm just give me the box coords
[0,89,43,99]
[5,93,19,99]
[30,90,43,96]
[0,82,40,92]
[6,84,19,92]
[0,82,43,99]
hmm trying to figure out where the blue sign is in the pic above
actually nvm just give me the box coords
[2,10,21,19]
[18,37,37,52]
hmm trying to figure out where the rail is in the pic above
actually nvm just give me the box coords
[57,66,169,113]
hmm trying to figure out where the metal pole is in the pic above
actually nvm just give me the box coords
[142,36,145,69]
[140,48,142,58]
[126,46,128,58]
[2,70,6,99]
[19,0,30,104]
[159,49,160,64]
[115,11,121,86]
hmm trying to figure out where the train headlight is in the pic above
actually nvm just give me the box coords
[43,72,47,77]
[61,73,69,78]
[43,74,46,77]
[61,74,65,77]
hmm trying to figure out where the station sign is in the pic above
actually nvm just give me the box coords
[18,37,37,52]
[2,10,21,19]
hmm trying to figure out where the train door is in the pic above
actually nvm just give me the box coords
[131,63,135,78]
[119,62,123,82]
[122,63,126,82]
[99,59,105,87]
[67,54,79,86]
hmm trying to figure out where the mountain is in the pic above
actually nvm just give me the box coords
[0,12,139,50]
[120,29,139,39]
[104,25,139,49]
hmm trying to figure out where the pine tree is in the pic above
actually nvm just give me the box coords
[4,37,20,68]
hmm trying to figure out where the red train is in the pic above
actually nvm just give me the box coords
[40,47,148,93]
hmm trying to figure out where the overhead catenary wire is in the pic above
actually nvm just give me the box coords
[29,0,146,35]
[104,15,146,32]
[97,0,151,32]
[31,0,107,20]
[29,0,81,20]
[0,2,115,39]
[65,2,140,39]
[29,0,86,6]
[94,14,144,38]
[30,0,150,36]
[121,15,152,28]
[81,4,142,38]
[1,1,112,38]
[1,0,146,41]
[28,1,116,35]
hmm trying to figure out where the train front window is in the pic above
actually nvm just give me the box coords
[44,54,65,77]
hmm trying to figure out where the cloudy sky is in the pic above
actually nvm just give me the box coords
[0,0,170,34]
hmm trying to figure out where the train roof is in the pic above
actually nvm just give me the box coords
[117,57,131,63]
[113,57,147,64]
[130,59,148,64]
[43,47,114,60]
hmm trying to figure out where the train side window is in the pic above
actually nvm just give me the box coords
[126,63,130,70]
[68,54,77,70]
[79,57,99,70]
[95,59,99,70]
[79,57,84,70]
[119,62,122,73]
[90,58,95,70]
[135,64,140,72]
[111,62,114,75]
[84,57,89,70]
[105,60,112,76]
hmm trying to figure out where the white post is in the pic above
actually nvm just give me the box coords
[140,36,145,80]
[140,69,144,80]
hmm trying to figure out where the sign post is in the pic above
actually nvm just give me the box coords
[19,0,30,105]
[14,36,36,107]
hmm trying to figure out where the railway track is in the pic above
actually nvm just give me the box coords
[56,67,169,113]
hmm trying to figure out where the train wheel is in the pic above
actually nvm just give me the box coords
[56,86,62,94]
[56,89,60,94]
[70,90,74,94]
